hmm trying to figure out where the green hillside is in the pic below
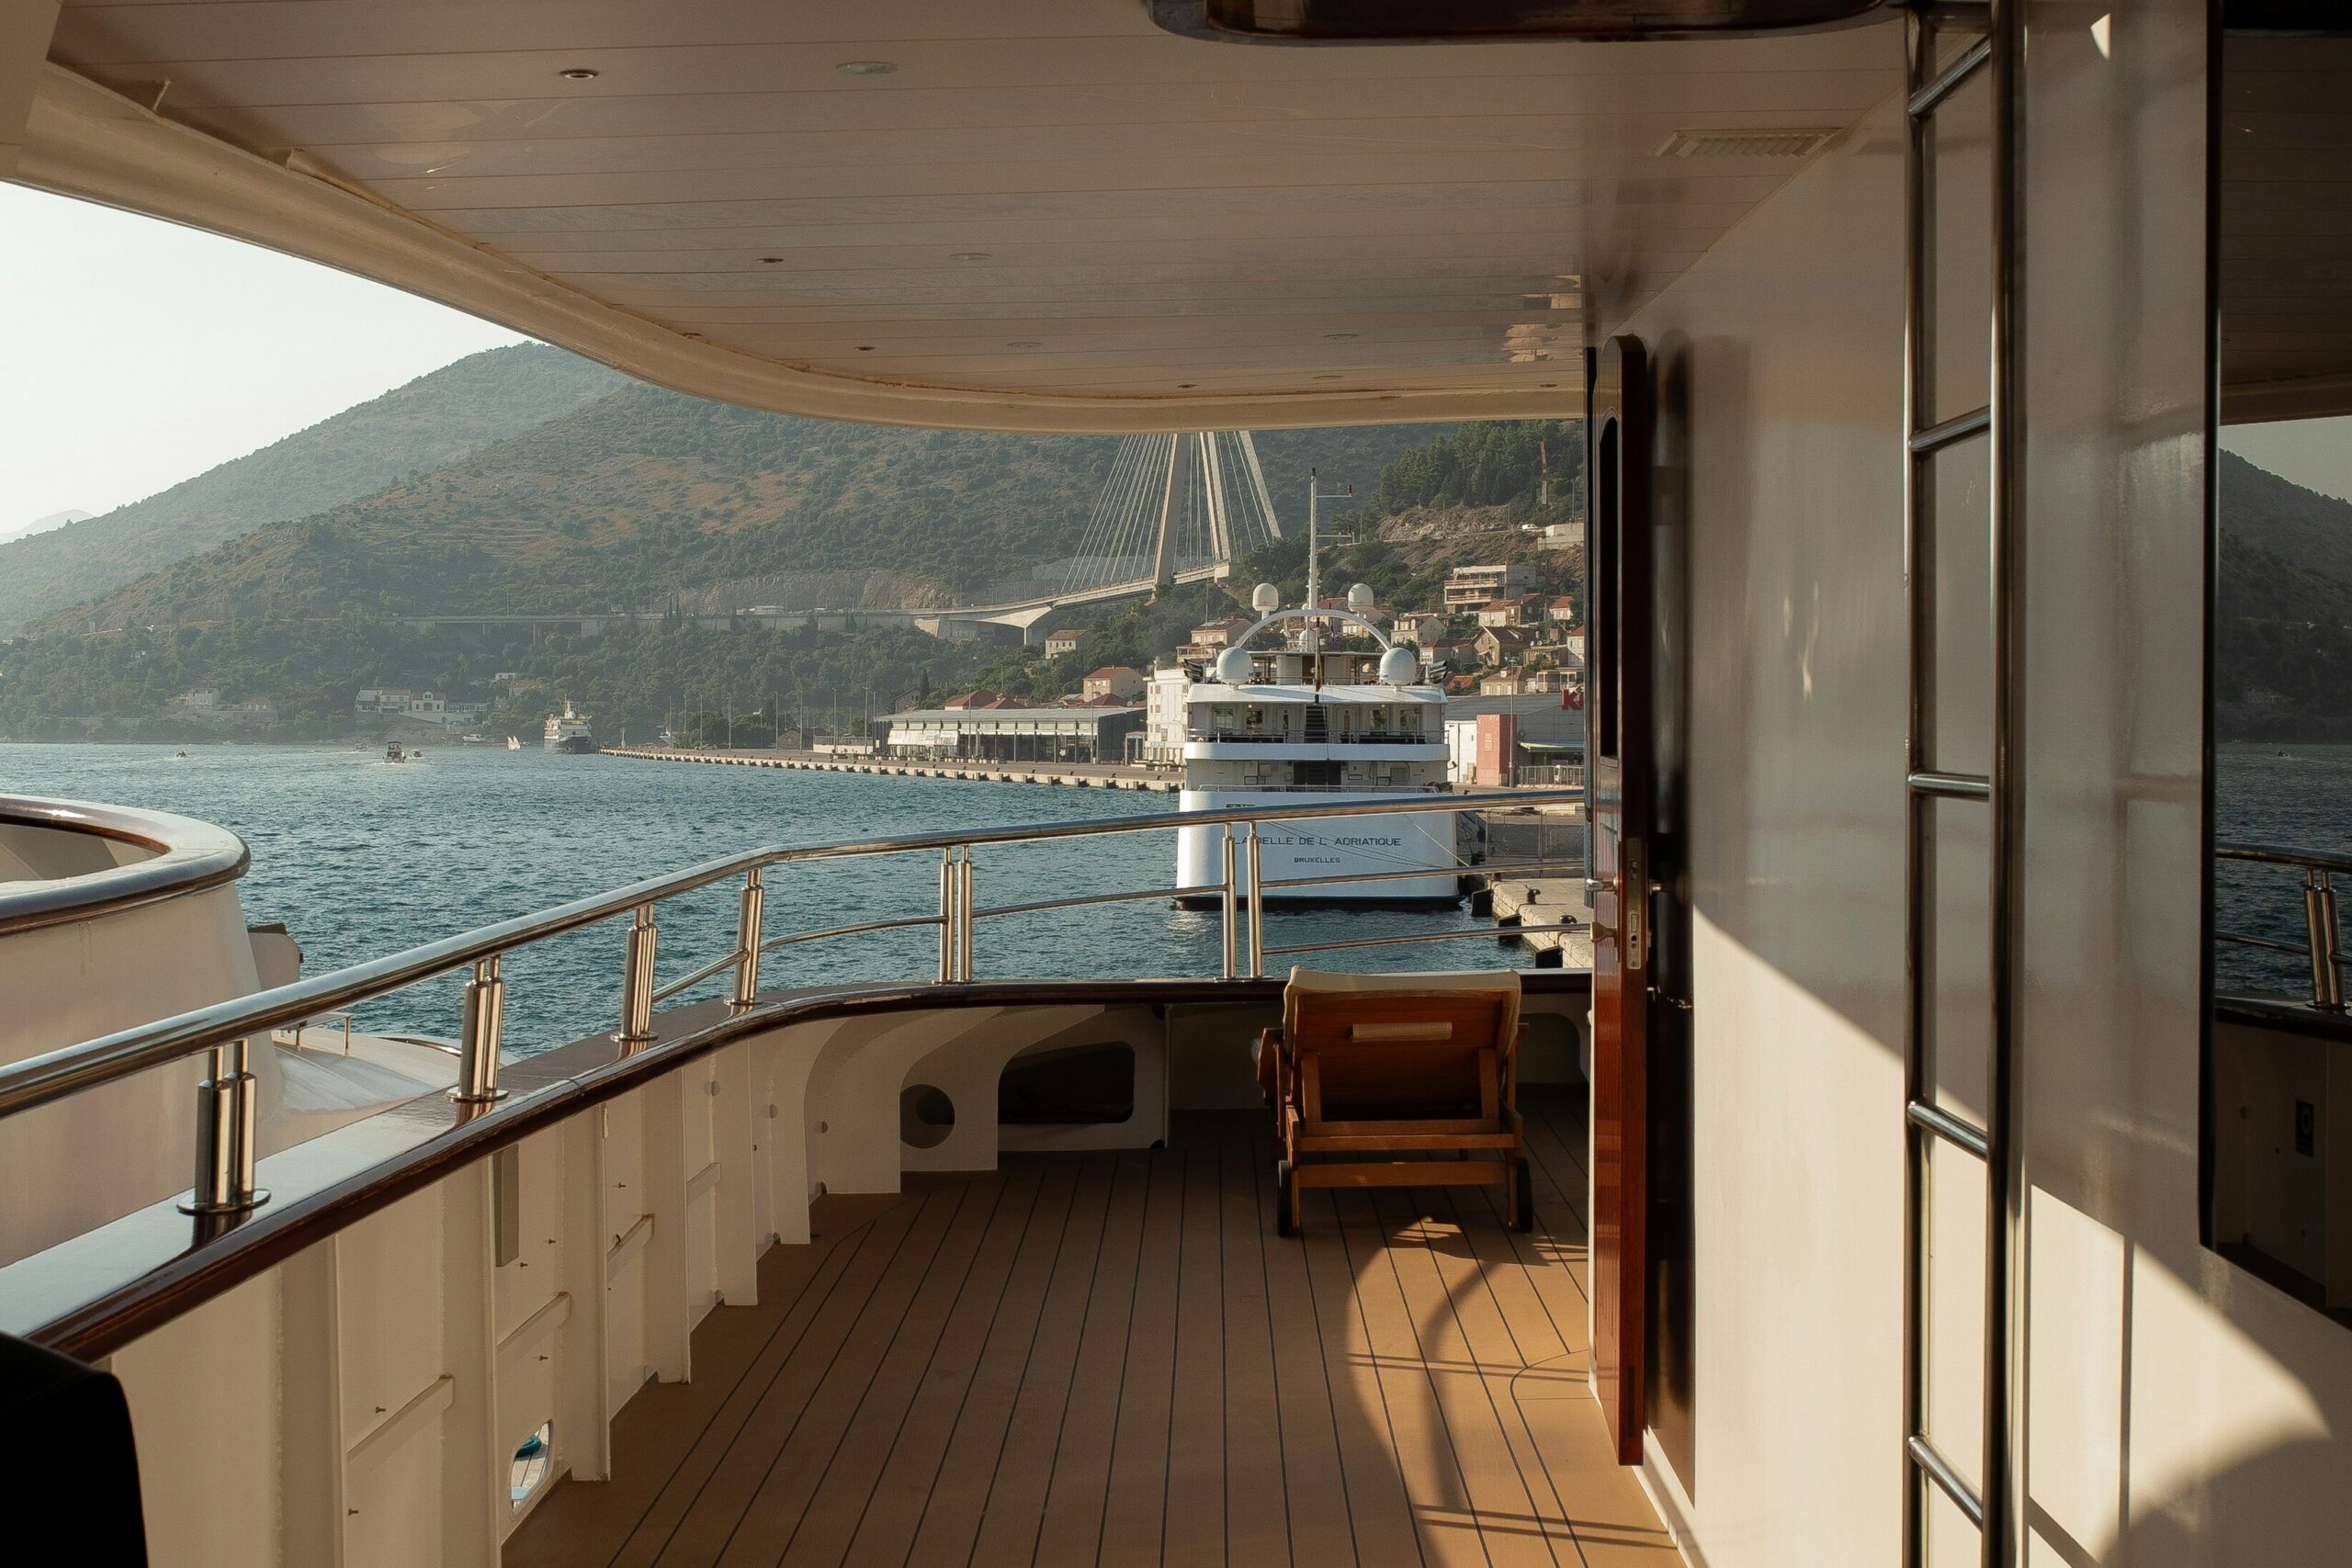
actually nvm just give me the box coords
[47,382,1449,630]
[2220,449,2352,585]
[2,344,627,636]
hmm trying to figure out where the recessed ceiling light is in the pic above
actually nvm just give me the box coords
[558,67,600,81]
[837,60,897,75]
[948,252,990,262]
[1007,340,1042,349]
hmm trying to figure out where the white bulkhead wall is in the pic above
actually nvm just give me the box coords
[2017,5,2348,1563]
[1613,3,2350,1564]
[0,880,263,1265]
[88,1000,1199,1566]
[1609,39,1911,1563]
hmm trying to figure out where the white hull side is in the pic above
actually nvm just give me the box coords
[1175,789,1458,902]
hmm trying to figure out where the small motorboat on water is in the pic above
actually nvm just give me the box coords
[383,742,406,763]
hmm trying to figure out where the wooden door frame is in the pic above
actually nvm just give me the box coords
[1588,333,1653,1465]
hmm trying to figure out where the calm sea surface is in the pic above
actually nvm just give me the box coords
[3,743,1510,1055]
[9,741,2338,1052]
[2215,743,2352,997]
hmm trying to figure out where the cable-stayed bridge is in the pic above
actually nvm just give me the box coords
[395,434,1285,647]
[920,430,1284,640]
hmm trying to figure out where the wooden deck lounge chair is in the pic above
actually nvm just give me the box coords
[1254,968,1533,1235]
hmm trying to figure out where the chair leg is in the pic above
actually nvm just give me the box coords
[1512,1156,1535,1234]
[1276,1159,1299,1236]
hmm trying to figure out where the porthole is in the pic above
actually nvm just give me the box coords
[900,1083,956,1148]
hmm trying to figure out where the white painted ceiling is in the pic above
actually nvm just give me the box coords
[35,1,1903,429]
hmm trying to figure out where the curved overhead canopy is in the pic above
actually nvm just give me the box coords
[8,2,1898,432]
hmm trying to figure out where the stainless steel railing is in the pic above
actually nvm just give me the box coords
[0,789,1582,1217]
[2216,840,2352,1012]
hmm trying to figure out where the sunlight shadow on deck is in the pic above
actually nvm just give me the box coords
[503,1089,1675,1567]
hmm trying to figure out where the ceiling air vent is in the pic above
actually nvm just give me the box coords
[1656,128,1840,159]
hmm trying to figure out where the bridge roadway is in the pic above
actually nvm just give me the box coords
[390,565,1228,646]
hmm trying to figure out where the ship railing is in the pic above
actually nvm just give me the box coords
[0,789,1583,1220]
[2216,840,2352,1012]
[1205,784,1449,794]
[1189,732,1433,744]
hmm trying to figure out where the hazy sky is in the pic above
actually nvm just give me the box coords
[2222,417,2352,504]
[6,174,2348,532]
[0,184,526,534]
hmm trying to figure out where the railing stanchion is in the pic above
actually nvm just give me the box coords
[2305,869,2344,1011]
[616,904,659,1047]
[939,848,957,983]
[1245,822,1265,979]
[958,848,975,981]
[732,867,765,1011]
[451,955,507,1102]
[181,1034,267,1214]
[1220,826,1239,980]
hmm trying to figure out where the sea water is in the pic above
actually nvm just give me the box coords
[9,741,2335,1054]
[1,743,1509,1055]
[2215,742,2352,997]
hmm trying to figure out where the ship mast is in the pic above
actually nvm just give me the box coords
[1304,468,1320,656]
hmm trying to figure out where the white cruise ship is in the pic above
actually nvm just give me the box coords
[539,699,595,753]
[1156,580,1454,906]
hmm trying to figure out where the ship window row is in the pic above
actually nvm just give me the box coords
[1193,704,1424,740]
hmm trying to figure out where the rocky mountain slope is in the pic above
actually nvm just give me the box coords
[4,344,627,635]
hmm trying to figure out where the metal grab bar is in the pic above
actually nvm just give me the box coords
[648,949,746,1007]
[2217,840,2352,878]
[1258,855,1586,894]
[2216,841,2351,1011]
[760,913,946,953]
[0,788,1556,1143]
[1261,920,1587,959]
[2215,930,2312,960]
[973,884,1227,921]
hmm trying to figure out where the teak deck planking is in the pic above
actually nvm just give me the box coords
[509,1090,1679,1568]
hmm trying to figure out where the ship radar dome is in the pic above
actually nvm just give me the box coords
[1378,646,1419,685]
[1216,645,1256,684]
[1347,582,1375,613]
[1251,582,1281,613]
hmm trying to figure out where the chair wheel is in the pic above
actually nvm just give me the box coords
[1513,1157,1536,1234]
[1276,1158,1297,1236]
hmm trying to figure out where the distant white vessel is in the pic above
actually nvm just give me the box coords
[542,700,596,753]
[1154,476,1452,905]
[506,735,523,751]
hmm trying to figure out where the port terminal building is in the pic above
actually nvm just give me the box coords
[880,705,1145,764]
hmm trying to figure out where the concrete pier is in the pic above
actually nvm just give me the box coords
[605,747,1182,792]
[1486,876,1593,967]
